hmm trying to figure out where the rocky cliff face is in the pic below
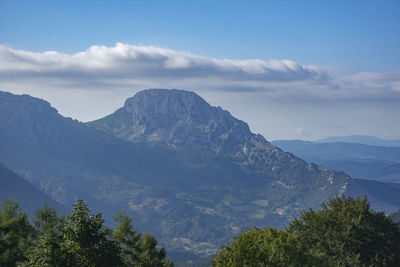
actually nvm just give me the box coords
[89,89,254,155]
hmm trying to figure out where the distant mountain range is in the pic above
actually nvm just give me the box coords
[315,135,400,147]
[272,140,400,183]
[1,89,399,261]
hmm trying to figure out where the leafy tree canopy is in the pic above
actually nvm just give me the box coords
[213,195,400,267]
[213,227,326,266]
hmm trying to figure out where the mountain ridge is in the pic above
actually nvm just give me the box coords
[315,135,400,147]
[88,89,254,156]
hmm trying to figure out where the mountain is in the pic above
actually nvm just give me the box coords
[315,135,400,147]
[272,140,400,162]
[272,139,400,212]
[87,89,252,154]
[0,162,67,216]
[271,140,400,183]
[88,89,400,214]
[88,88,351,210]
[0,91,161,218]
[345,179,400,212]
[1,89,395,260]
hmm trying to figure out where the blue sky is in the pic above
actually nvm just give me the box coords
[2,0,399,71]
[0,0,399,140]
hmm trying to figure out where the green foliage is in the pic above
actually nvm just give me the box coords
[20,230,65,267]
[113,211,142,265]
[20,203,66,267]
[63,200,123,266]
[289,195,400,266]
[0,198,35,267]
[33,202,64,234]
[113,211,173,267]
[0,198,172,266]
[22,199,123,267]
[212,227,325,267]
[213,195,400,267]
[136,233,173,267]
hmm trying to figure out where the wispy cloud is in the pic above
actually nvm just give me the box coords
[0,42,399,102]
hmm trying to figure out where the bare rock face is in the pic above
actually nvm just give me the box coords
[90,89,253,155]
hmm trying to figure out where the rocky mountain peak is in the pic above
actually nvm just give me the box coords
[90,89,253,153]
[123,89,210,118]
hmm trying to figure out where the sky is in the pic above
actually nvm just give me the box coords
[0,0,399,140]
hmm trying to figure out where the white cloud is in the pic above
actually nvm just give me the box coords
[0,43,400,140]
[1,43,399,103]
[0,43,330,88]
[338,71,400,98]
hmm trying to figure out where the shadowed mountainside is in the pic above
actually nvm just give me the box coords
[0,163,67,216]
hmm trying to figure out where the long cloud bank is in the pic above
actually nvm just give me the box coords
[0,43,399,102]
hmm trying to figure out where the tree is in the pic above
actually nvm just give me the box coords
[113,211,142,265]
[113,211,173,267]
[20,202,68,267]
[0,198,35,267]
[23,199,123,267]
[212,227,325,266]
[213,195,400,266]
[289,195,400,266]
[19,229,65,267]
[136,233,173,267]
[60,199,123,266]
[33,202,62,234]
[20,200,174,266]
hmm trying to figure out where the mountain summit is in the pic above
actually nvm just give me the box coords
[89,89,252,154]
